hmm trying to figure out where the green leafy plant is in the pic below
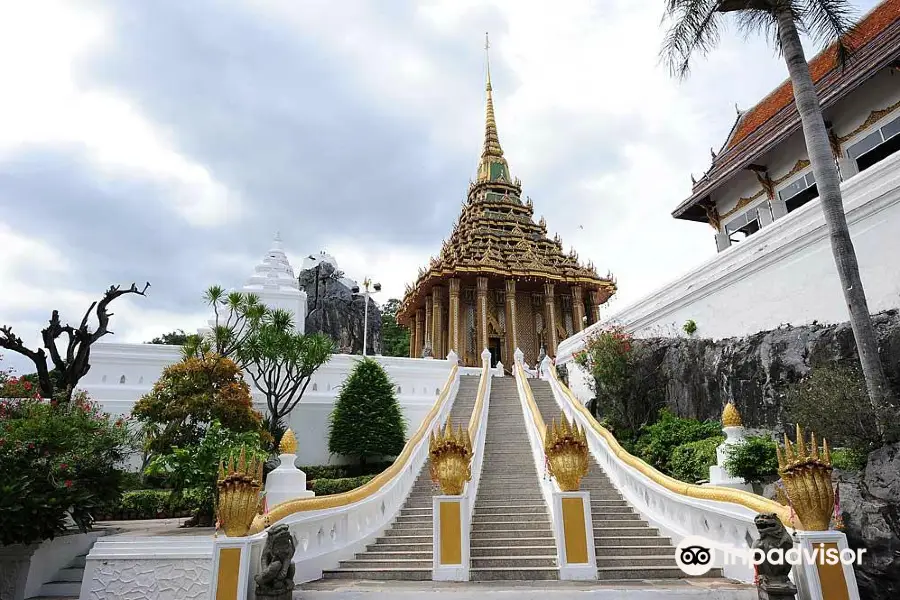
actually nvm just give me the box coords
[724,436,779,483]
[144,421,266,526]
[182,285,267,360]
[132,353,267,456]
[380,298,410,357]
[669,437,723,483]
[831,447,868,472]
[235,309,333,440]
[682,319,697,336]
[0,393,130,545]
[785,365,886,454]
[309,475,376,496]
[576,326,662,436]
[329,358,406,465]
[299,462,392,481]
[634,409,722,474]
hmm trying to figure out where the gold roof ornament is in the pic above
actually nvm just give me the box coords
[776,424,834,531]
[722,403,743,427]
[279,429,298,454]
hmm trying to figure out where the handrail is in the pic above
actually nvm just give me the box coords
[467,359,490,442]
[515,361,546,444]
[546,363,794,527]
[248,364,460,534]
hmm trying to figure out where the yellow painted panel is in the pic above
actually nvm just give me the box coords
[561,497,589,564]
[439,501,462,565]
[215,547,242,600]
[815,543,850,600]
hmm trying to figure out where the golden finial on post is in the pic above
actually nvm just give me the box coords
[279,429,298,455]
[544,413,589,491]
[776,424,835,531]
[722,402,743,427]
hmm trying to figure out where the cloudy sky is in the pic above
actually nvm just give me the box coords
[0,0,880,373]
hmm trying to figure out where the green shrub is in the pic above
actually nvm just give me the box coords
[669,437,723,483]
[0,394,130,545]
[634,409,722,474]
[328,358,406,465]
[784,365,883,453]
[683,319,697,336]
[309,475,376,496]
[299,462,392,481]
[145,421,266,524]
[832,447,868,472]
[97,487,207,520]
[724,436,779,483]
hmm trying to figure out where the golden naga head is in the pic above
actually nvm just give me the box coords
[279,429,298,455]
[776,424,834,531]
[544,414,589,492]
[216,447,265,537]
[722,402,743,428]
[429,418,473,496]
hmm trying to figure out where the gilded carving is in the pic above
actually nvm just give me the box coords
[837,98,900,144]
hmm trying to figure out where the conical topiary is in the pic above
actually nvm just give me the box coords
[328,358,407,466]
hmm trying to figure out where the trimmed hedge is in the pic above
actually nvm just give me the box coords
[95,488,205,521]
[300,462,392,481]
[309,475,376,496]
[669,437,723,483]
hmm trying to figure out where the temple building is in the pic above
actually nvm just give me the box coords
[397,47,616,368]
[673,0,900,252]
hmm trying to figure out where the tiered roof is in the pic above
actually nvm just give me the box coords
[674,0,900,221]
[398,48,615,323]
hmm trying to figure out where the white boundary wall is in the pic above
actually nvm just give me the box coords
[80,344,455,465]
[558,150,900,362]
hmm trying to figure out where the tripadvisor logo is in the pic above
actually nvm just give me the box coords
[674,535,866,577]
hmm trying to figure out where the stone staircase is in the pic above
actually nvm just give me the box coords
[322,375,480,580]
[528,378,708,580]
[31,551,88,599]
[470,377,558,581]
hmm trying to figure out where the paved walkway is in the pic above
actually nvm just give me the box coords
[95,518,216,537]
[296,579,756,599]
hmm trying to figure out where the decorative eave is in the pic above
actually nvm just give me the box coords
[674,0,900,222]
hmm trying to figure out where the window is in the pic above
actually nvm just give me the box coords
[847,114,900,173]
[725,209,761,242]
[778,171,817,213]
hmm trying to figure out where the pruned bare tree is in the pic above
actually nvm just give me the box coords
[0,282,150,402]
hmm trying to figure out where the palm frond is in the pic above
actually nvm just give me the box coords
[733,7,779,47]
[801,0,857,69]
[661,0,725,78]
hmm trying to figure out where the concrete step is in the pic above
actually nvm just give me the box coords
[359,551,432,560]
[473,506,549,515]
[470,528,553,539]
[470,567,559,581]
[53,568,85,582]
[338,559,430,569]
[471,519,553,531]
[595,535,671,546]
[593,527,659,537]
[372,536,432,545]
[592,518,648,527]
[471,545,557,557]
[596,555,680,568]
[471,556,557,569]
[595,545,676,556]
[596,566,687,580]
[69,555,87,569]
[38,583,82,597]
[469,536,555,546]
[322,569,431,581]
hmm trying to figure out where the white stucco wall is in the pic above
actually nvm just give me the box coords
[558,149,900,362]
[80,345,454,465]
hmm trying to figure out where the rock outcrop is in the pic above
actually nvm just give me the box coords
[298,261,381,355]
[632,309,900,428]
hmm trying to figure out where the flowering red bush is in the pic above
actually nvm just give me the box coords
[0,392,130,545]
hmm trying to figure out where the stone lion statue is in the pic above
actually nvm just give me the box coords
[753,513,796,598]
[255,524,296,600]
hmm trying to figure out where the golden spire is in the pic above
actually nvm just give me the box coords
[477,32,510,185]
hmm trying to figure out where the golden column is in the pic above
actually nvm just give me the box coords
[543,283,558,356]
[424,295,433,354]
[504,279,517,367]
[413,308,424,358]
[588,290,603,325]
[433,285,445,359]
[476,277,489,352]
[448,278,461,356]
[571,285,585,333]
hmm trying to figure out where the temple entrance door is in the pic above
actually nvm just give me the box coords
[488,337,502,367]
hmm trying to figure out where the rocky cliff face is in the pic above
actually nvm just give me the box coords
[634,309,900,428]
[628,311,900,600]
[298,262,381,355]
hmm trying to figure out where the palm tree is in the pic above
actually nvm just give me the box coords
[662,0,895,436]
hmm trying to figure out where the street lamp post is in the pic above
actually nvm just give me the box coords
[352,277,381,357]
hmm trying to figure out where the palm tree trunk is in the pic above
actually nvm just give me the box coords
[774,9,894,436]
